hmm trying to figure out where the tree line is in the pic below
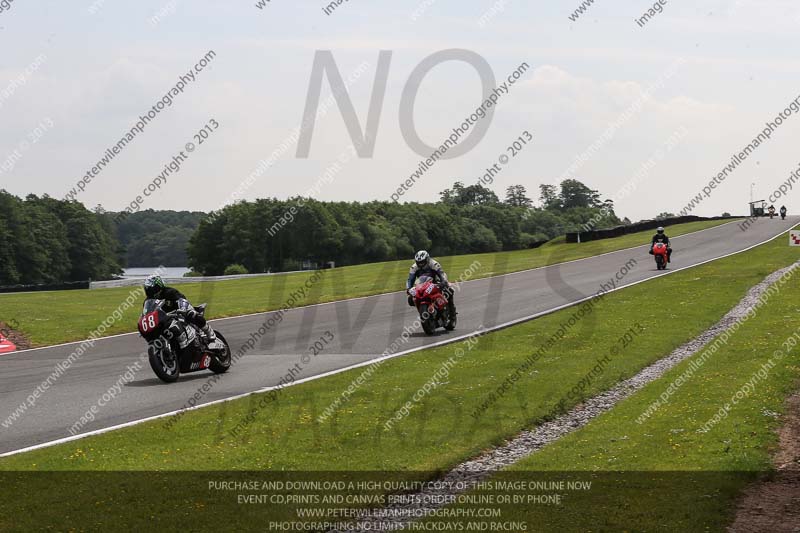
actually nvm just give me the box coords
[0,179,621,284]
[0,190,206,286]
[0,191,120,285]
[188,179,621,275]
[108,209,205,268]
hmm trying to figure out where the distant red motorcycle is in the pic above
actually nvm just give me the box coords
[411,275,456,334]
[652,242,669,270]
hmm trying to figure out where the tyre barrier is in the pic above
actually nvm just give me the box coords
[566,215,738,244]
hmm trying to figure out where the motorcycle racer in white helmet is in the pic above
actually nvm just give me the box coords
[406,250,456,318]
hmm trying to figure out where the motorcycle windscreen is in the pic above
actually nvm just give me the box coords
[415,275,434,285]
[142,298,163,314]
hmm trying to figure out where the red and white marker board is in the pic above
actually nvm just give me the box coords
[0,334,16,354]
[791,231,800,246]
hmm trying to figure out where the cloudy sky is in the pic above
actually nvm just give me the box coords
[1,0,800,221]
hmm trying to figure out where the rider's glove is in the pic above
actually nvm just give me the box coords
[185,308,197,320]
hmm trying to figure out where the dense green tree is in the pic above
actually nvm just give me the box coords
[439,181,465,204]
[0,217,17,283]
[111,209,205,267]
[54,201,120,281]
[17,198,70,283]
[0,191,122,285]
[504,185,532,207]
[521,208,567,238]
[188,209,230,275]
[539,184,560,210]
[440,181,499,206]
[559,179,601,209]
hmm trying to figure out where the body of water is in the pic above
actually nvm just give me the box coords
[122,267,191,279]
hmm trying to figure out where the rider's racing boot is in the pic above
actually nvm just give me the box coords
[446,302,457,328]
[202,324,216,342]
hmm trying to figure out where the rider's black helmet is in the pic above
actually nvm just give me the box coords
[656,227,664,234]
[144,275,165,299]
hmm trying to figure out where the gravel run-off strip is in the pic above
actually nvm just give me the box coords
[332,260,800,532]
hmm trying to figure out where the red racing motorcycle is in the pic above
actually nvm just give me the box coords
[411,275,456,334]
[652,242,669,270]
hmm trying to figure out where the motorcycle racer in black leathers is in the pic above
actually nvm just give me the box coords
[649,226,672,262]
[143,275,215,341]
[406,250,456,318]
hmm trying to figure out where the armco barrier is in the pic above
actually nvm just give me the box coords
[1,268,321,292]
[0,280,90,294]
[566,215,738,243]
[89,270,311,289]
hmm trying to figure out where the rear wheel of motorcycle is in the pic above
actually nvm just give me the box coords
[209,331,232,374]
[149,345,180,383]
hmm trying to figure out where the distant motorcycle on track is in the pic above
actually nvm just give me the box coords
[137,298,231,382]
[411,275,456,334]
[652,242,669,270]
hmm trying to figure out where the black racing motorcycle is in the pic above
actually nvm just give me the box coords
[137,299,231,383]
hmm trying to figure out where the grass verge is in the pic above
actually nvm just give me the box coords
[426,248,800,531]
[1,219,732,347]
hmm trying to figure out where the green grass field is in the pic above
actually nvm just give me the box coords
[428,249,800,531]
[428,280,800,531]
[1,219,733,347]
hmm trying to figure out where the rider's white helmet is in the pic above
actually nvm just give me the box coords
[414,250,430,268]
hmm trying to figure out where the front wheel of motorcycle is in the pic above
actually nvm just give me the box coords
[209,331,232,374]
[420,311,436,334]
[149,344,180,383]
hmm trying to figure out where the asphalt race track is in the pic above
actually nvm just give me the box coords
[1,217,797,455]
